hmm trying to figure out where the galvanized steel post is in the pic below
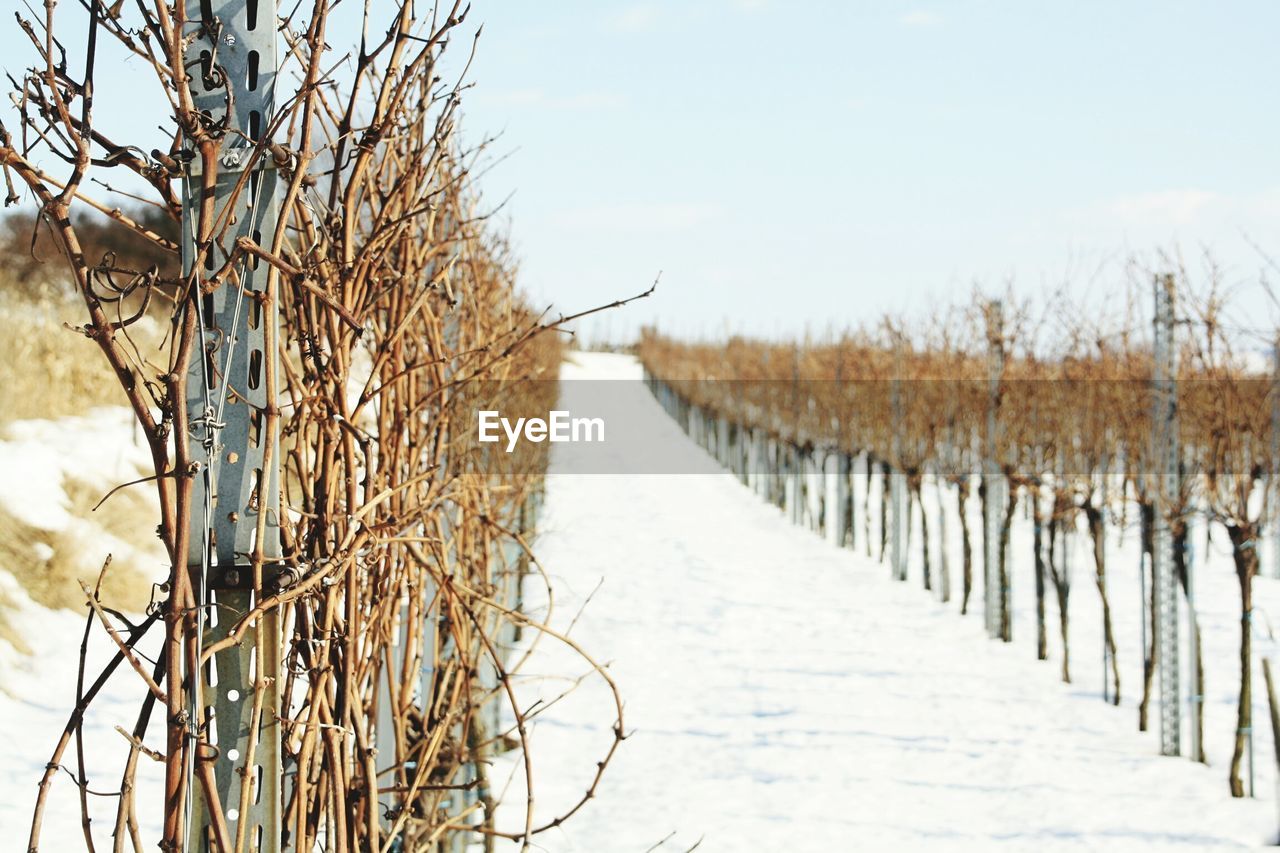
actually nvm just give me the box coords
[891,349,907,582]
[182,0,284,848]
[983,301,1006,639]
[1152,274,1181,757]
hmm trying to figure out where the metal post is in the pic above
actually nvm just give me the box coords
[1187,508,1200,762]
[838,452,853,548]
[937,474,950,603]
[1153,273,1181,756]
[984,301,1006,638]
[791,445,802,526]
[1272,336,1280,580]
[800,446,809,528]
[183,0,284,848]
[891,355,907,582]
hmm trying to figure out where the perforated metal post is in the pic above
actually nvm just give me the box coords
[183,0,284,849]
[1272,336,1280,580]
[890,358,907,582]
[983,301,1006,639]
[1187,505,1201,763]
[375,597,412,837]
[936,472,950,603]
[430,510,481,852]
[1153,274,1181,756]
[837,451,853,548]
[393,243,474,853]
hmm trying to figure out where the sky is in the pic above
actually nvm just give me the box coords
[3,1,1279,341]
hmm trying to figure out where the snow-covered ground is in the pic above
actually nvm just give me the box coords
[492,351,1280,851]
[0,410,168,850]
[0,588,168,849]
[5,352,1280,851]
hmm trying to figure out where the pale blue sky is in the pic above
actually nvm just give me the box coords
[4,2,1279,340]
[458,1,1280,340]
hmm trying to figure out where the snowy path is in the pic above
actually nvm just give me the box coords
[494,352,1275,852]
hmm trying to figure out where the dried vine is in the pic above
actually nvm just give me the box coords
[2,1,626,850]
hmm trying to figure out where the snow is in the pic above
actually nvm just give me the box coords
[3,352,1280,850]
[0,409,167,850]
[492,351,1280,851]
[0,408,155,531]
[0,581,167,849]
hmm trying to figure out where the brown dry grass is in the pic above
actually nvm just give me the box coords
[0,278,161,644]
[0,466,159,610]
[0,283,136,424]
[0,580,33,656]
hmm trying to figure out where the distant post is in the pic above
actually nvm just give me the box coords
[891,345,907,581]
[1272,335,1280,579]
[983,301,1006,639]
[1153,273,1181,757]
